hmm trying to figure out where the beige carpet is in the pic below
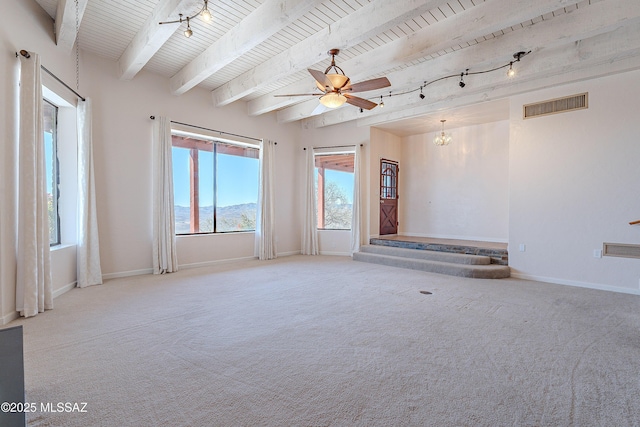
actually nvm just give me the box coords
[8,255,640,426]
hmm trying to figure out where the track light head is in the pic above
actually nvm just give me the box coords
[459,72,466,88]
[158,1,213,39]
[201,0,212,21]
[184,17,193,38]
[419,93,425,99]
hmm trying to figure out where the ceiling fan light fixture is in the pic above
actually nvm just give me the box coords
[327,74,350,90]
[320,93,347,108]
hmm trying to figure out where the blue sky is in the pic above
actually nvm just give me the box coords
[172,148,259,207]
[44,131,54,194]
[323,169,354,204]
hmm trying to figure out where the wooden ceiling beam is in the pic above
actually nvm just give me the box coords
[287,0,640,126]
[248,0,579,117]
[169,0,323,96]
[54,0,89,53]
[304,21,640,129]
[211,0,447,107]
[118,0,201,80]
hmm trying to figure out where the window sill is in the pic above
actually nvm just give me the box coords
[176,231,256,238]
[50,243,76,252]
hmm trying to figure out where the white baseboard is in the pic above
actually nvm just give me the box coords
[179,256,257,270]
[1,311,19,326]
[319,251,351,256]
[511,272,640,296]
[102,268,154,281]
[102,252,304,279]
[277,250,301,257]
[398,232,508,244]
[53,281,77,298]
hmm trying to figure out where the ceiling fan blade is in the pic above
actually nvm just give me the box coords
[308,69,333,90]
[274,93,322,97]
[343,77,391,93]
[344,94,378,110]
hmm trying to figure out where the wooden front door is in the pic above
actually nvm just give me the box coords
[379,159,398,235]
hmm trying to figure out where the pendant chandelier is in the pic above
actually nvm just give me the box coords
[433,119,452,146]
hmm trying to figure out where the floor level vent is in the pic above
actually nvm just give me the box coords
[603,243,640,259]
[523,93,588,119]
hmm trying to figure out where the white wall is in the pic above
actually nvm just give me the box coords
[0,0,82,323]
[400,121,509,242]
[509,71,640,293]
[0,0,302,323]
[80,53,301,277]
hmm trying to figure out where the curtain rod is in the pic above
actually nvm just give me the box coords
[17,50,86,102]
[150,117,263,143]
[304,144,363,150]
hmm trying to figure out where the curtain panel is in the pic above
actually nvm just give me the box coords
[301,148,319,255]
[152,117,178,274]
[255,139,277,260]
[15,51,53,318]
[76,98,103,287]
[350,144,364,255]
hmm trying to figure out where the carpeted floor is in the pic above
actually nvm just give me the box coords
[8,255,640,426]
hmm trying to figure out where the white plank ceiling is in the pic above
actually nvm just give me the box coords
[34,0,640,135]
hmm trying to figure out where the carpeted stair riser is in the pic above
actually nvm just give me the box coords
[359,244,491,265]
[353,246,510,279]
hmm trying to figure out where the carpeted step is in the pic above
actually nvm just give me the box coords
[359,245,491,265]
[352,251,510,279]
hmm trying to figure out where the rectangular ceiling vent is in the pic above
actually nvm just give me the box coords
[523,93,588,119]
[603,243,640,259]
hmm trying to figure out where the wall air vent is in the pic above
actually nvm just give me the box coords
[603,243,640,259]
[523,93,588,119]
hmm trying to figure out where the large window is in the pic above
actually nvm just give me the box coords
[315,153,355,230]
[43,99,60,246]
[172,130,259,234]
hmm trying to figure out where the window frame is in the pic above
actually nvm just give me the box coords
[314,150,355,231]
[43,98,61,246]
[170,127,260,235]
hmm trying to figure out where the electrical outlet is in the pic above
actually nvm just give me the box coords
[593,249,602,258]
[519,244,526,252]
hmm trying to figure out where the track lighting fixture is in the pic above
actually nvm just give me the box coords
[507,51,527,77]
[159,0,212,38]
[184,16,193,38]
[352,51,530,108]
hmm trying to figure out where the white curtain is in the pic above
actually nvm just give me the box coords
[301,148,318,255]
[350,144,364,255]
[76,98,103,287]
[152,116,178,274]
[255,139,277,260]
[16,52,53,318]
